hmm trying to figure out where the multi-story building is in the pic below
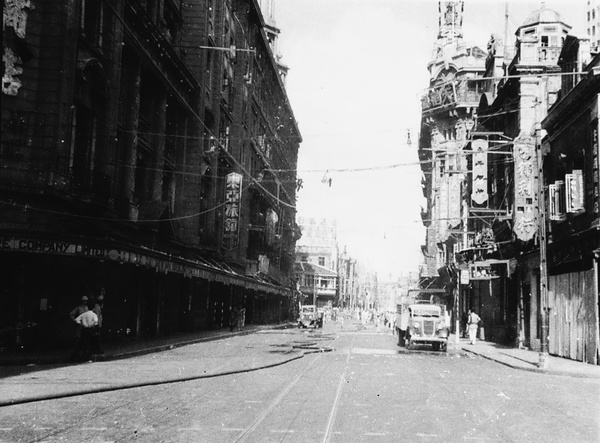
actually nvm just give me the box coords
[587,0,600,52]
[1,0,301,350]
[470,4,573,346]
[418,1,488,319]
[337,246,358,308]
[294,218,338,307]
[540,35,599,364]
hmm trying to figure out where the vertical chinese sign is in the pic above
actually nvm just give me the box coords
[471,139,488,205]
[513,135,538,241]
[223,172,242,250]
[593,125,599,218]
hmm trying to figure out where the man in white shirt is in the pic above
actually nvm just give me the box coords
[468,309,481,345]
[71,301,98,361]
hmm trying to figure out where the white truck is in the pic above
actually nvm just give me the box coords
[297,305,323,328]
[394,289,450,352]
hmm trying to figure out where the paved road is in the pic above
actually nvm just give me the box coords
[1,320,599,442]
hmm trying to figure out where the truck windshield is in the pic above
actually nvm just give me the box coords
[411,309,440,317]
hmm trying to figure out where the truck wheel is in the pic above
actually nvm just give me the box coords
[406,334,412,349]
[432,343,440,351]
[396,329,404,346]
[440,342,447,352]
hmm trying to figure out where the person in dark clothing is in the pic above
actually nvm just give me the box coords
[229,308,238,332]
[461,311,468,338]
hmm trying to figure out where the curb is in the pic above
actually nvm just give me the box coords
[0,323,296,366]
[461,347,600,379]
[461,347,545,374]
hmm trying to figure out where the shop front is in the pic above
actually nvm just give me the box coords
[0,235,292,352]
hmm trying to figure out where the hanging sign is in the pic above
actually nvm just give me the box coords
[566,170,584,213]
[471,139,488,204]
[223,172,242,249]
[513,135,538,241]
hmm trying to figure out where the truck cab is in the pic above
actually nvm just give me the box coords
[298,305,322,328]
[396,303,449,351]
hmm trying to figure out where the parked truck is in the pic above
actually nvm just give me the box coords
[297,305,323,328]
[394,289,450,351]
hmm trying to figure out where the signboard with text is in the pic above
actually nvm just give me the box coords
[223,172,242,250]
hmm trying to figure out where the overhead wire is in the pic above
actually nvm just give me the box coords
[100,0,299,212]
[0,181,255,224]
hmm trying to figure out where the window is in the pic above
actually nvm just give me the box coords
[134,147,150,201]
[318,257,325,266]
[70,60,106,190]
[80,0,104,48]
[70,105,97,188]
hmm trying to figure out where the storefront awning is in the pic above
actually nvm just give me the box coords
[0,235,292,296]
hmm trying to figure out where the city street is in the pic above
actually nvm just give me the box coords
[1,319,599,443]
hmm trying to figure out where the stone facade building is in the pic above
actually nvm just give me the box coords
[1,0,301,350]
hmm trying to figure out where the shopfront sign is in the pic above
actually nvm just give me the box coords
[0,235,286,294]
[422,82,456,111]
[513,135,538,241]
[223,172,242,249]
[471,139,488,204]
[565,169,584,213]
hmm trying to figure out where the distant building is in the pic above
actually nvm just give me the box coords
[295,218,338,307]
[587,0,600,53]
[417,1,489,326]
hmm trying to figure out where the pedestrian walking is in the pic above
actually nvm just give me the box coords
[72,305,98,361]
[91,288,105,354]
[467,309,481,345]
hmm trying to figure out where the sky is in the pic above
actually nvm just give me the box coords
[274,0,586,280]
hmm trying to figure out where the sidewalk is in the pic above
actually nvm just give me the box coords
[455,336,600,379]
[0,322,323,407]
[0,323,294,366]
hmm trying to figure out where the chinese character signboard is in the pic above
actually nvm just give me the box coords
[422,82,457,111]
[513,135,538,241]
[471,139,488,204]
[223,172,242,249]
[437,174,449,242]
[566,169,584,213]
[549,180,566,221]
[594,126,599,216]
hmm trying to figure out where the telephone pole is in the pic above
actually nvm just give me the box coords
[536,77,550,369]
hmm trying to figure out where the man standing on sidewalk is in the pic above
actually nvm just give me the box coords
[467,309,481,345]
[72,304,98,361]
